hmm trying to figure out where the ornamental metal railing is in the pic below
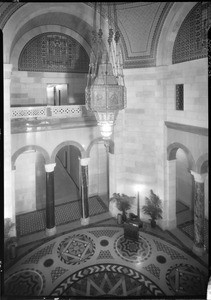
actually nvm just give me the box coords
[11,105,83,119]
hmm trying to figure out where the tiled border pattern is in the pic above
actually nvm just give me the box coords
[16,196,108,236]
[22,242,56,265]
[51,263,164,296]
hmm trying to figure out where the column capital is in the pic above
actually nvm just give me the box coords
[45,163,56,172]
[80,157,90,166]
[190,170,206,183]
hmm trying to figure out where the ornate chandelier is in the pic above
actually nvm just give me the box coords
[85,3,126,139]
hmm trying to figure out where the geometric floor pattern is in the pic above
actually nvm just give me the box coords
[178,219,209,251]
[16,196,108,237]
[4,226,208,297]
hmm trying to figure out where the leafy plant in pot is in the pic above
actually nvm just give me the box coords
[142,190,162,228]
[111,193,135,223]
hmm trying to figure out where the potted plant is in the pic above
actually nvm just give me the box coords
[142,190,163,228]
[111,193,135,223]
[4,218,18,260]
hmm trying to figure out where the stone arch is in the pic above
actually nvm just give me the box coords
[3,2,107,63]
[10,26,92,69]
[86,138,114,157]
[12,145,50,169]
[167,142,196,172]
[51,141,85,163]
[156,2,196,66]
[196,153,208,174]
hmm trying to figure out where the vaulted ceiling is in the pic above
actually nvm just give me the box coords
[0,2,195,68]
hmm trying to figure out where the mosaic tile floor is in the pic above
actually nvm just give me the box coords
[178,219,209,251]
[4,225,208,298]
[16,196,108,237]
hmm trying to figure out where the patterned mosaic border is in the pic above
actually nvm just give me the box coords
[16,196,108,237]
[51,263,165,296]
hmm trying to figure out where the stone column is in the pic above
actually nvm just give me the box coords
[104,141,110,200]
[80,158,90,225]
[45,163,56,236]
[190,171,206,256]
[163,159,177,230]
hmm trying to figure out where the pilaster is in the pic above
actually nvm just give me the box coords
[190,170,206,256]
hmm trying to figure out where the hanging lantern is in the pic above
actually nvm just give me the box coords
[85,3,126,139]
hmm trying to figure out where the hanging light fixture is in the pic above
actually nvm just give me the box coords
[85,2,126,139]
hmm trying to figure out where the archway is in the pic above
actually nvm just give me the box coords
[88,139,109,208]
[175,148,194,225]
[54,144,81,206]
[166,142,196,230]
[12,145,50,215]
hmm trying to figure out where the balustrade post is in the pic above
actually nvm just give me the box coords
[45,163,56,236]
[80,158,90,225]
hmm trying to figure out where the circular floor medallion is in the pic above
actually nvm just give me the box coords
[166,263,208,296]
[43,258,54,267]
[100,239,109,247]
[114,234,152,263]
[156,255,166,264]
[4,269,43,296]
[57,233,95,265]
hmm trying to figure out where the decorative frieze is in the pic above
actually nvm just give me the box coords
[11,105,83,119]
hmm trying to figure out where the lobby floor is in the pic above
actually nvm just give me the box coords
[5,163,208,299]
[4,209,209,299]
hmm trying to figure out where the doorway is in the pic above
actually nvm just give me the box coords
[175,148,194,225]
[46,84,68,106]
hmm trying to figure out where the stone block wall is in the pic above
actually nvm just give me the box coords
[10,71,87,106]
[15,151,36,214]
[114,57,208,222]
[165,58,208,128]
[89,142,107,197]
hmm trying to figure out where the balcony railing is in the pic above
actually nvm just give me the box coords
[11,105,84,119]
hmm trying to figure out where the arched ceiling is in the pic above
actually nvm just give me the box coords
[0,1,187,68]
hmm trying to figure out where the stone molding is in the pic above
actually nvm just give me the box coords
[165,121,208,136]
